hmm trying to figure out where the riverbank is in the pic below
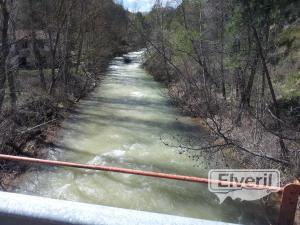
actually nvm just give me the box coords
[143,50,299,184]
[0,49,132,190]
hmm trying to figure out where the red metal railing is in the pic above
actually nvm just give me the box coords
[0,153,298,225]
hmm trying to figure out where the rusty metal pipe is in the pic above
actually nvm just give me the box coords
[0,154,282,191]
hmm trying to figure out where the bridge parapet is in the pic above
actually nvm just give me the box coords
[0,191,239,225]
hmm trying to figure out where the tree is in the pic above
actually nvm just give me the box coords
[142,0,300,167]
[0,0,10,112]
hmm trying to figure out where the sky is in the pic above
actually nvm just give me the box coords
[120,0,180,13]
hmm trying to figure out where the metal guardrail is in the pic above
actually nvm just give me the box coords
[0,191,239,225]
[0,154,299,224]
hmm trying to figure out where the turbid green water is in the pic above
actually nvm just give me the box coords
[15,51,271,224]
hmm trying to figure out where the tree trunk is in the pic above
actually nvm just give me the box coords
[48,31,59,95]
[244,56,259,107]
[242,52,259,108]
[75,33,84,74]
[7,70,17,112]
[47,1,65,95]
[62,11,72,96]
[7,41,18,112]
[31,34,47,90]
[0,1,10,112]
[252,25,289,160]
[28,0,47,91]
[220,0,226,99]
[261,70,265,98]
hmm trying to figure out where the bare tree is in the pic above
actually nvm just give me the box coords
[0,0,10,112]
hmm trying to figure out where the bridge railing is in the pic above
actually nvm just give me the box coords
[0,153,299,225]
[0,191,238,225]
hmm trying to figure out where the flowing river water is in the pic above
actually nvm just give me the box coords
[15,51,273,224]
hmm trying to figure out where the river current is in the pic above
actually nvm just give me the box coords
[15,50,273,224]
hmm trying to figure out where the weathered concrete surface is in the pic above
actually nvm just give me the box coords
[0,191,239,225]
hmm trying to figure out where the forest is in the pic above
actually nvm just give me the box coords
[0,0,298,187]
[0,0,144,188]
[132,0,300,181]
[0,0,299,224]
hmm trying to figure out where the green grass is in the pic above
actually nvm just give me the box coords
[279,25,300,50]
[275,69,300,99]
[274,22,300,99]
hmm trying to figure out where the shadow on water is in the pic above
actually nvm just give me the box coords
[66,111,203,135]
[51,143,97,157]
[105,74,156,85]
[81,96,171,108]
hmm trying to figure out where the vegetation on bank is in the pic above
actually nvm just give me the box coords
[136,0,300,181]
[0,0,143,189]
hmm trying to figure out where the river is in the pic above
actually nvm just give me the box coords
[15,50,273,224]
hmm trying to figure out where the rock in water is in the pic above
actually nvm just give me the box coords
[123,56,132,64]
